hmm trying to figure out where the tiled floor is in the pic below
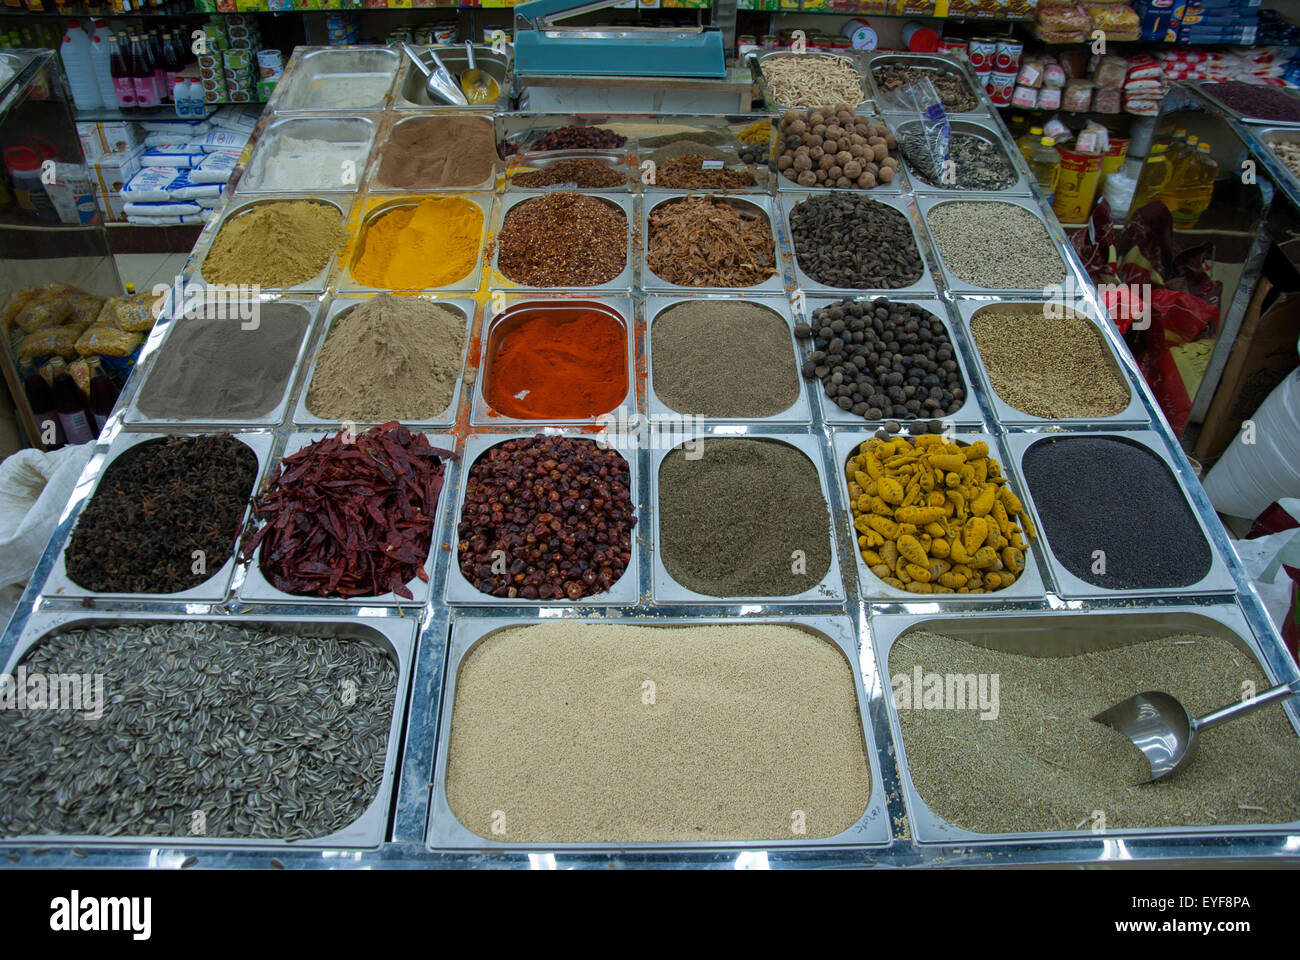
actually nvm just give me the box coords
[112,252,192,295]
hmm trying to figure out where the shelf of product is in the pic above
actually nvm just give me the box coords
[1,43,1296,873]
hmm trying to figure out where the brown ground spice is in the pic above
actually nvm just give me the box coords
[376,115,496,189]
[306,294,466,422]
[202,200,346,288]
[495,192,627,286]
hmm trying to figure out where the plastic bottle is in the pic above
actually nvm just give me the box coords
[60,20,101,111]
[86,356,119,431]
[109,31,135,110]
[21,360,65,449]
[89,19,115,108]
[1129,143,1172,215]
[1169,142,1218,226]
[1030,136,1060,199]
[4,145,57,222]
[1017,125,1044,163]
[47,356,96,444]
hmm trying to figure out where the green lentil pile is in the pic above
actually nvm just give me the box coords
[890,631,1300,834]
[970,308,1129,418]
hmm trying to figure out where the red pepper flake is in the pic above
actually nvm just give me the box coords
[241,422,455,599]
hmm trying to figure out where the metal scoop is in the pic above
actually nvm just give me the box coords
[1093,678,1300,784]
[460,42,499,105]
[401,42,467,107]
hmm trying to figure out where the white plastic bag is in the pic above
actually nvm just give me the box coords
[1230,498,1300,636]
[0,443,95,590]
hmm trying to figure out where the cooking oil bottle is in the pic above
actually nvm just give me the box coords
[1129,143,1172,216]
[1017,125,1045,163]
[1168,142,1218,226]
[1030,136,1060,199]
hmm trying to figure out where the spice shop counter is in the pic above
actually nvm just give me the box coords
[0,51,1297,870]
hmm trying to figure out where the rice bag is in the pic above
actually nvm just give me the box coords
[1063,78,1095,111]
[1093,56,1128,90]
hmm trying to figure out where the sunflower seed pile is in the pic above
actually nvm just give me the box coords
[0,621,397,842]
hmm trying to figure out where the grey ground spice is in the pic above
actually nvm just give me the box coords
[495,192,627,286]
[652,300,800,417]
[645,140,734,164]
[306,294,466,423]
[658,438,833,596]
[445,621,871,842]
[927,201,1066,289]
[890,631,1300,833]
[970,310,1129,418]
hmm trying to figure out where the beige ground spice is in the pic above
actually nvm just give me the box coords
[890,631,1300,833]
[305,294,466,422]
[445,622,871,842]
[202,200,346,288]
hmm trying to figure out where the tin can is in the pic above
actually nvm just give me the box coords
[968,36,997,72]
[989,69,1017,105]
[937,39,967,59]
[995,38,1023,72]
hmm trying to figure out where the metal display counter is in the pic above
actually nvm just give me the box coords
[1,50,1297,870]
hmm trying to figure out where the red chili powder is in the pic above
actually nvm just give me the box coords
[486,306,627,419]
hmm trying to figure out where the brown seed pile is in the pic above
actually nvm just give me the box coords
[890,630,1300,833]
[647,196,776,287]
[495,192,627,286]
[873,64,979,113]
[457,435,636,600]
[445,621,871,842]
[970,309,1129,418]
[655,154,756,190]
[511,158,627,189]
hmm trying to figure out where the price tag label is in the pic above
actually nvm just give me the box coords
[701,160,725,170]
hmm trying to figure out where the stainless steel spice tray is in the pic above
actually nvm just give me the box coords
[442,431,641,606]
[469,295,636,428]
[1000,430,1239,600]
[392,44,512,113]
[645,294,814,425]
[953,298,1152,428]
[1195,80,1300,130]
[237,115,379,196]
[864,52,994,121]
[914,193,1081,298]
[0,611,415,851]
[124,297,322,428]
[192,194,352,296]
[804,297,987,429]
[773,113,908,197]
[365,113,500,194]
[268,46,399,115]
[649,432,846,605]
[235,431,459,609]
[753,49,874,116]
[642,193,786,294]
[1254,127,1300,206]
[831,430,1054,602]
[293,296,476,431]
[869,604,1300,845]
[505,150,632,193]
[778,192,939,298]
[425,614,891,851]
[338,193,494,295]
[894,117,1033,198]
[39,430,276,606]
[489,191,636,293]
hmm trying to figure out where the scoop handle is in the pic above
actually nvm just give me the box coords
[1195,678,1300,734]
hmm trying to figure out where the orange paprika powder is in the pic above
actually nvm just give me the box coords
[486,306,627,419]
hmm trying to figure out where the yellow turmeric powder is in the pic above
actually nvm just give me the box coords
[352,197,482,289]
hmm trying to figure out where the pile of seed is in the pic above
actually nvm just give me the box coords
[655,155,756,190]
[789,194,923,289]
[927,201,1066,289]
[445,621,871,842]
[873,64,979,113]
[527,124,626,151]
[890,630,1300,833]
[760,54,866,108]
[64,435,257,594]
[794,298,965,423]
[902,132,1016,190]
[1021,436,1212,589]
[1266,136,1300,179]
[511,158,626,189]
[647,196,776,287]
[457,435,636,600]
[970,309,1129,418]
[1207,81,1300,123]
[495,192,627,286]
[0,621,397,841]
[651,300,800,417]
[658,438,833,597]
[776,107,900,190]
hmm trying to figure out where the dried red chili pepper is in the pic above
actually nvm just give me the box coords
[242,422,454,599]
